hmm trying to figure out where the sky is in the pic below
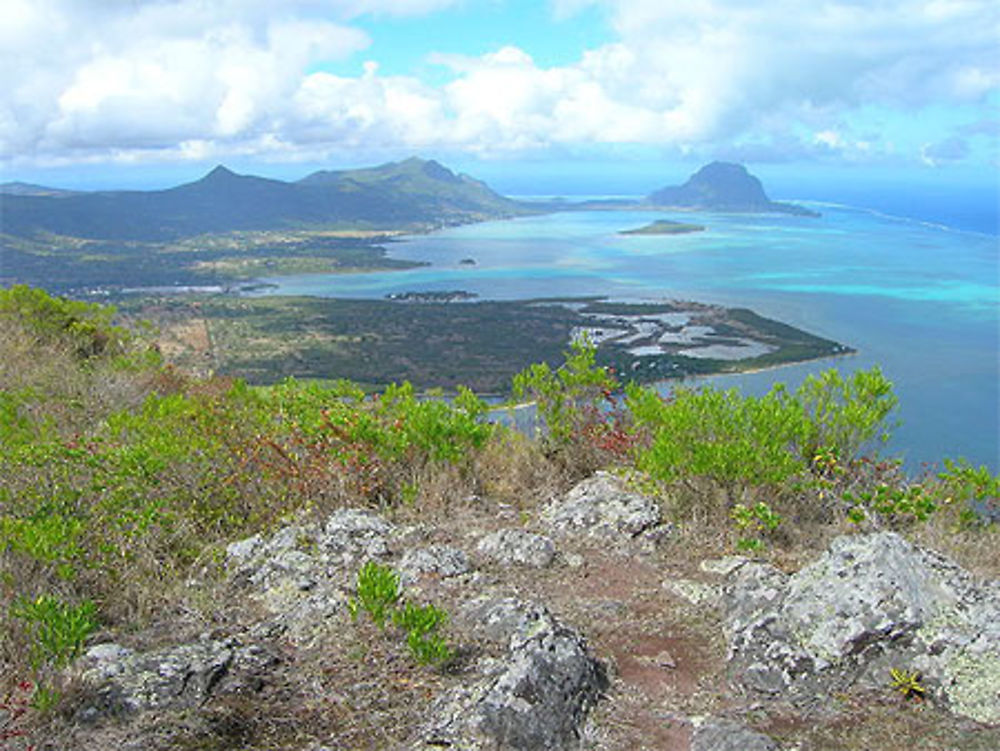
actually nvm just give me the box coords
[1,0,998,195]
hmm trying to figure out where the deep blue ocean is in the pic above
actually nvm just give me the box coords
[254,194,999,473]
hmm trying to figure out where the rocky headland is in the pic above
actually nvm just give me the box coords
[644,162,819,217]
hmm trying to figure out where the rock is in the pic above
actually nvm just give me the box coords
[426,597,607,749]
[398,544,471,583]
[544,472,663,541]
[227,523,321,591]
[75,638,278,721]
[477,529,556,568]
[663,578,720,607]
[723,531,1000,723]
[700,556,749,577]
[227,509,395,598]
[692,717,778,751]
[460,595,558,645]
[317,508,395,565]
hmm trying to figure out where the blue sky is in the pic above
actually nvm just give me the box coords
[1,0,997,194]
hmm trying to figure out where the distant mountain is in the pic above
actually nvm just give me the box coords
[0,182,79,197]
[0,158,528,242]
[645,162,818,216]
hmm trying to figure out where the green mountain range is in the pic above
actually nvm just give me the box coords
[0,158,528,242]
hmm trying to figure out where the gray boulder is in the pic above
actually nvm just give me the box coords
[425,596,607,749]
[398,544,471,583]
[692,717,778,751]
[477,529,557,568]
[74,638,278,721]
[724,531,1000,724]
[543,472,663,541]
[226,510,396,643]
[317,508,395,564]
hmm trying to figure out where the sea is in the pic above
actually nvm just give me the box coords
[252,195,1000,474]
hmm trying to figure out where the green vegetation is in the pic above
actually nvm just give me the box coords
[124,294,849,392]
[731,501,782,552]
[349,561,402,629]
[1,229,424,292]
[11,595,97,670]
[889,667,927,701]
[393,602,452,665]
[619,219,705,235]
[349,561,452,665]
[0,286,996,733]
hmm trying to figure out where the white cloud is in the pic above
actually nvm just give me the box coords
[1,0,997,167]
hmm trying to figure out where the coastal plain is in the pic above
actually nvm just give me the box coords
[124,295,850,392]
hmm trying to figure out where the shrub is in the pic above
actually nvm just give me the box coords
[10,595,97,670]
[348,561,401,629]
[349,563,452,665]
[0,285,153,366]
[393,602,452,664]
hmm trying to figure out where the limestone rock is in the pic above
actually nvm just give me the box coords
[75,638,278,721]
[317,508,395,565]
[723,531,1000,723]
[477,529,557,568]
[398,544,471,583]
[692,717,778,751]
[544,472,663,541]
[425,597,607,749]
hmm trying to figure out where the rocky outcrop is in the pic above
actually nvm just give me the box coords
[426,596,607,750]
[50,483,1000,750]
[692,717,778,751]
[723,532,1000,724]
[543,472,665,543]
[74,638,279,721]
[477,529,556,568]
[399,544,471,583]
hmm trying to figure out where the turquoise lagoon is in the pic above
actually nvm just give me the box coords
[253,203,999,472]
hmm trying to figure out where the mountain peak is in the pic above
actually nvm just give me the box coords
[645,161,816,215]
[202,165,238,182]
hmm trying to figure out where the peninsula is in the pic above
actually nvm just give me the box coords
[644,161,819,216]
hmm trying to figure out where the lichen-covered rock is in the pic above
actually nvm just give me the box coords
[74,638,278,721]
[425,597,607,749]
[663,578,720,607]
[226,509,396,590]
[723,532,1000,724]
[477,529,556,568]
[692,717,778,751]
[543,471,663,541]
[226,523,322,592]
[224,511,393,649]
[317,508,395,565]
[398,544,471,583]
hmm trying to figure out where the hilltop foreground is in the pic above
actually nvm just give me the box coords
[1,287,998,750]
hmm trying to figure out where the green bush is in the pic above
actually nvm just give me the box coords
[10,595,97,670]
[394,602,452,664]
[627,367,898,493]
[511,338,615,447]
[348,561,401,629]
[0,284,133,360]
[349,563,452,665]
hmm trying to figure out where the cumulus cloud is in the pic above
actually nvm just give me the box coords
[1,0,997,166]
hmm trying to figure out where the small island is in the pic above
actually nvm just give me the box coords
[619,219,705,236]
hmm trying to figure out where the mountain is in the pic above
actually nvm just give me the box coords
[645,162,818,216]
[0,181,79,197]
[0,158,528,242]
